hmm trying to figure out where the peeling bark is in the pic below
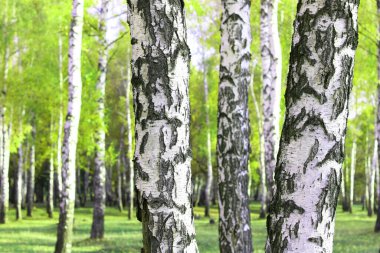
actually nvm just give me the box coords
[260,0,282,204]
[266,1,359,252]
[128,1,198,252]
[218,0,253,252]
[91,0,110,240]
[55,0,84,251]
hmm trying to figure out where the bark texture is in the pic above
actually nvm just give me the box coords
[128,1,198,252]
[266,1,359,252]
[260,0,282,203]
[55,0,84,251]
[91,0,110,240]
[217,0,253,252]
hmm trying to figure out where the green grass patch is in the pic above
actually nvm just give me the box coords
[0,203,379,252]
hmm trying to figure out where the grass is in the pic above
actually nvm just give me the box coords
[0,203,379,252]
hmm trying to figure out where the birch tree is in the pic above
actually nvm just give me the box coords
[15,117,24,221]
[27,121,35,217]
[349,140,357,213]
[55,0,84,251]
[217,0,253,251]
[260,0,282,205]
[127,1,198,251]
[375,0,380,233]
[91,0,110,240]
[0,0,11,224]
[266,1,359,252]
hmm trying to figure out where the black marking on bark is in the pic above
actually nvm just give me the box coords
[140,133,149,154]
[308,236,323,247]
[303,139,319,174]
[135,162,149,181]
[317,140,344,167]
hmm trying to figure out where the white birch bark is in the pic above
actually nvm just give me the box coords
[91,0,110,239]
[27,123,35,217]
[128,1,198,251]
[260,0,282,203]
[55,0,84,251]
[266,1,359,252]
[123,53,134,221]
[218,0,253,251]
[47,120,55,218]
[56,33,64,202]
[250,71,267,219]
[202,53,213,218]
[15,137,23,220]
[375,0,380,232]
[349,141,356,213]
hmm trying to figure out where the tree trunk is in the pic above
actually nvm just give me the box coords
[0,110,11,224]
[128,1,199,251]
[15,141,23,220]
[82,166,89,207]
[55,0,84,251]
[56,33,64,202]
[218,0,253,252]
[47,149,54,218]
[201,54,213,218]
[249,60,267,219]
[266,1,359,252]
[116,126,124,212]
[375,0,380,233]
[260,0,282,206]
[0,9,11,221]
[75,167,81,208]
[123,52,134,221]
[349,141,357,213]
[27,123,35,217]
[90,0,110,240]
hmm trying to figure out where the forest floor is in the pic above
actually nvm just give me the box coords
[0,203,378,252]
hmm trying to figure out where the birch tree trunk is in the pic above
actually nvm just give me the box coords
[260,0,282,204]
[55,0,84,251]
[349,141,357,213]
[128,1,198,251]
[375,0,380,232]
[56,33,64,202]
[27,123,35,217]
[266,1,359,252]
[202,55,213,218]
[90,0,110,240]
[15,140,23,220]
[0,0,12,224]
[123,53,134,221]
[116,127,124,212]
[250,75,267,219]
[48,148,55,218]
[218,0,253,251]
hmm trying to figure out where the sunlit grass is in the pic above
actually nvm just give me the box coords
[0,203,378,252]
